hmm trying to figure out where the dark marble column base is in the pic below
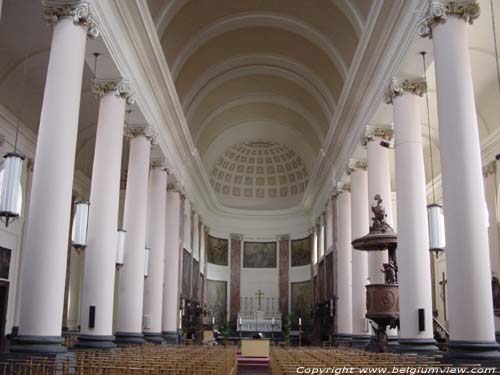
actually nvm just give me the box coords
[496,331,500,345]
[10,335,67,354]
[334,334,352,346]
[75,335,116,349]
[114,332,146,345]
[351,334,370,348]
[143,332,164,344]
[162,330,180,344]
[397,338,439,353]
[445,340,500,361]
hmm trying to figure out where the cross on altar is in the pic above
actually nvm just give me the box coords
[255,289,264,310]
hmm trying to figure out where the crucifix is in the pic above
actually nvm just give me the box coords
[255,289,264,310]
[438,272,447,321]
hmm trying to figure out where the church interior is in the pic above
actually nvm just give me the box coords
[0,0,499,373]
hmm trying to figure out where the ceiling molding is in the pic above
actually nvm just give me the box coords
[183,59,335,124]
[169,12,349,81]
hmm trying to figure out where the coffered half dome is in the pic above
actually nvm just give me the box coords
[209,140,308,210]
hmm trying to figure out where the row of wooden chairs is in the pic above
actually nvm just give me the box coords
[0,344,237,375]
[269,347,488,375]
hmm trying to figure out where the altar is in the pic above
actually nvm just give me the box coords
[238,311,282,332]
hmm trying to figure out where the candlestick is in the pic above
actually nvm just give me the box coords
[299,317,302,326]
[212,316,215,325]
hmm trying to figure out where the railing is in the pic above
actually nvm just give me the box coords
[433,317,449,350]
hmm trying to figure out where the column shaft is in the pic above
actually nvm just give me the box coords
[418,3,500,357]
[13,16,87,353]
[392,90,436,351]
[350,167,370,346]
[77,90,126,348]
[161,190,182,343]
[143,167,167,343]
[433,16,497,354]
[366,138,392,284]
[115,134,151,344]
[336,191,352,343]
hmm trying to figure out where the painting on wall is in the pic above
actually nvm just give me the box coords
[318,259,324,301]
[243,242,277,268]
[192,259,200,301]
[291,237,311,267]
[0,247,11,280]
[182,249,191,297]
[291,281,312,324]
[208,280,227,326]
[207,236,228,266]
[325,252,334,299]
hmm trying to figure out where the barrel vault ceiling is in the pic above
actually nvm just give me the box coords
[146,0,370,210]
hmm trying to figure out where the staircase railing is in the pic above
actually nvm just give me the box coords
[433,317,449,350]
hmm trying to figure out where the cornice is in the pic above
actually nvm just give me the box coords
[41,0,99,39]
[383,78,427,105]
[417,1,480,38]
[93,79,136,104]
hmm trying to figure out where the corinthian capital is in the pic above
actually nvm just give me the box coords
[150,159,168,171]
[41,1,99,39]
[346,158,367,175]
[124,126,157,144]
[361,126,394,146]
[483,161,496,178]
[93,80,136,105]
[417,1,480,38]
[383,78,427,105]
[333,182,351,197]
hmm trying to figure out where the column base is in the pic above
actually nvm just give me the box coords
[75,335,116,349]
[445,340,500,361]
[162,330,181,344]
[143,332,164,344]
[351,334,370,348]
[114,332,146,345]
[334,334,352,346]
[10,335,67,354]
[397,338,439,353]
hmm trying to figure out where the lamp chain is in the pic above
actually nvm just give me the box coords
[421,52,436,205]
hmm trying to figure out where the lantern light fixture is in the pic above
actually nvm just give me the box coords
[116,229,126,269]
[0,152,24,227]
[71,201,89,252]
[421,51,446,256]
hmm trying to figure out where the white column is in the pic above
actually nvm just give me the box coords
[483,162,500,340]
[115,127,155,344]
[348,160,370,346]
[386,80,437,351]
[162,187,182,343]
[363,126,397,341]
[12,4,98,353]
[419,1,499,359]
[76,81,133,349]
[363,127,394,284]
[335,185,352,343]
[142,163,167,343]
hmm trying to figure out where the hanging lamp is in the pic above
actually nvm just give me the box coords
[421,51,446,255]
[0,59,27,227]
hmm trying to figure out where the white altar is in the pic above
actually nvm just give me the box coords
[237,311,282,332]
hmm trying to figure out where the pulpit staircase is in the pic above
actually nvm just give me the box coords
[433,316,449,351]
